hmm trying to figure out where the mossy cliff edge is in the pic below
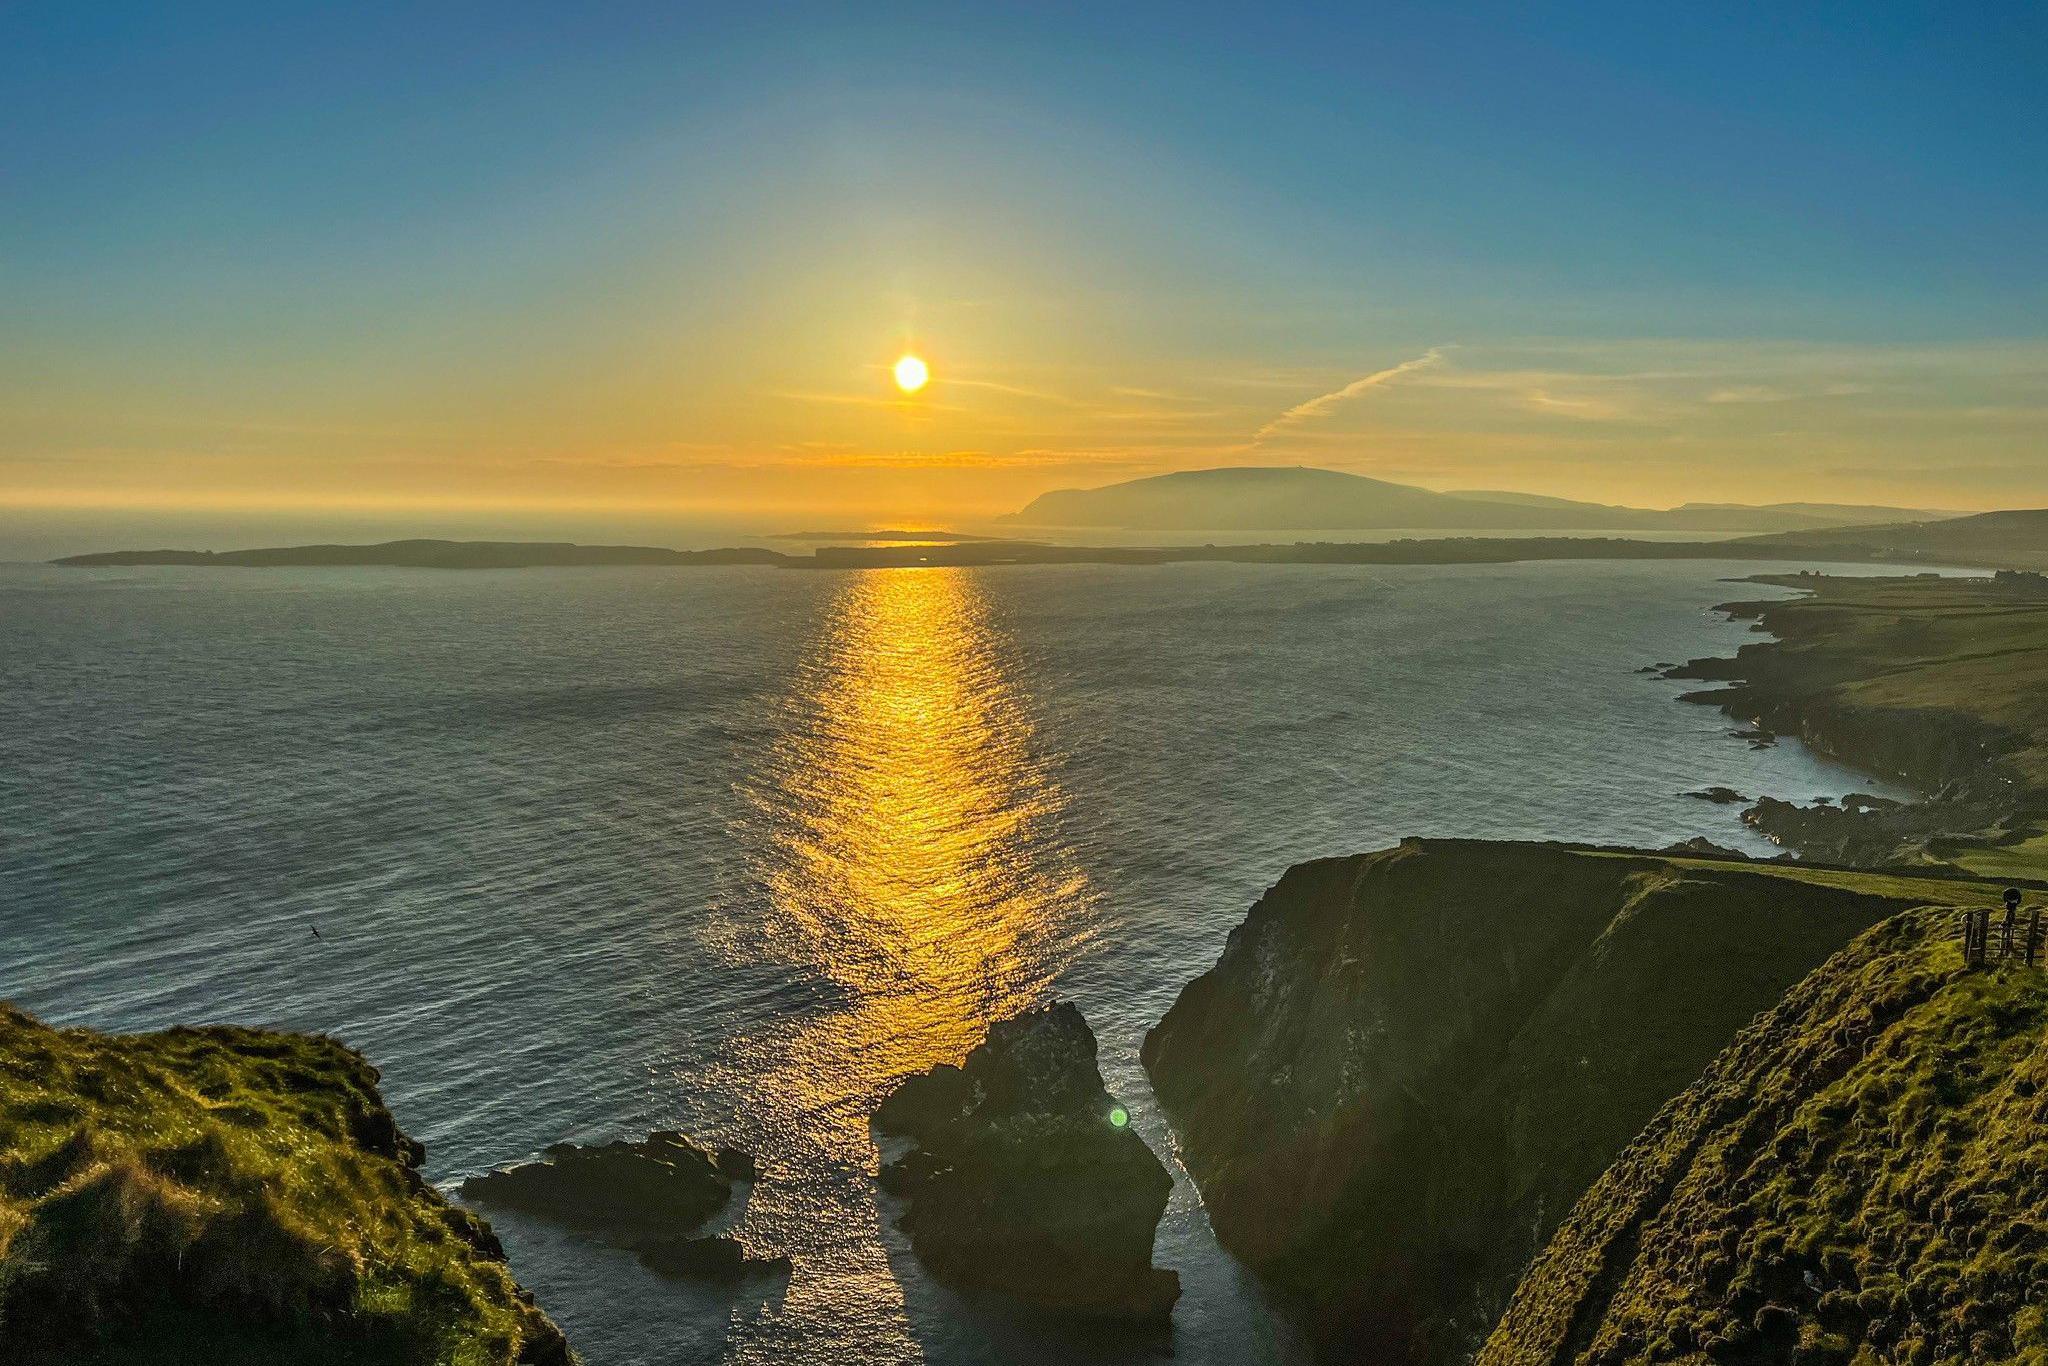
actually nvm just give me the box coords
[1481,905,2048,1365]
[0,1005,570,1365]
[1142,839,2032,1363]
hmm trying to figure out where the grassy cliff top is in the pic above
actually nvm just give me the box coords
[1734,574,2048,788]
[0,1005,570,1365]
[1480,903,2048,1366]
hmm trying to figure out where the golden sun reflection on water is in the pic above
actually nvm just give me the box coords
[714,568,1097,1357]
[752,568,1092,1116]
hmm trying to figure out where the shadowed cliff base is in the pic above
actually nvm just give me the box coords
[1140,839,2043,1364]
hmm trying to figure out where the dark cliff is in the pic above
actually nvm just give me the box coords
[1141,839,2025,1363]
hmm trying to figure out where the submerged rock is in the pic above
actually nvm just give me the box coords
[1662,835,1746,857]
[637,1234,791,1283]
[460,1131,742,1240]
[875,1003,1179,1324]
[1683,785,1748,804]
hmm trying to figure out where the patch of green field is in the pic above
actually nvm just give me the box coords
[0,1007,570,1366]
[1951,829,2048,882]
[1583,845,2043,904]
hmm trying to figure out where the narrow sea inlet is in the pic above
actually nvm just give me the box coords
[0,559,1908,1365]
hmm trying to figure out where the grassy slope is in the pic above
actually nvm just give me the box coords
[1480,904,2048,1366]
[1676,573,2048,876]
[1141,839,2036,1363]
[0,1006,569,1366]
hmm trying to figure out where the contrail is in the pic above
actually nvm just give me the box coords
[1251,347,1446,445]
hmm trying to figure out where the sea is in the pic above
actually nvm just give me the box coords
[0,557,1917,1365]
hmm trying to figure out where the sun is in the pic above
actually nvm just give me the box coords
[893,354,930,393]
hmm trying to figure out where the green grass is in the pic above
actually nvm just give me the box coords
[1952,831,2048,882]
[1480,904,2048,1365]
[1583,847,2032,903]
[0,1006,570,1366]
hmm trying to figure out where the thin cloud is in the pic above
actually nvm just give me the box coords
[768,389,967,415]
[940,376,1087,406]
[1251,348,1446,446]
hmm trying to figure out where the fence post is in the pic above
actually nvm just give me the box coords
[2030,909,2043,969]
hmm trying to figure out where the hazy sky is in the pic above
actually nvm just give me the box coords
[5,2,2045,538]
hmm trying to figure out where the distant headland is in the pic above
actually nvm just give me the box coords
[50,508,2048,573]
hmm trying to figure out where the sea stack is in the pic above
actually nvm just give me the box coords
[874,1003,1179,1324]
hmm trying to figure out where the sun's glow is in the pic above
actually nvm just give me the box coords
[893,354,930,393]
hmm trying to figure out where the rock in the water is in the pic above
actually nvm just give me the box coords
[1662,836,1746,857]
[461,1131,738,1239]
[713,1145,759,1181]
[637,1234,791,1283]
[875,1003,1179,1324]
[1683,785,1747,804]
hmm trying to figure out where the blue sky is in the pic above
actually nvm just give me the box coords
[4,2,2044,535]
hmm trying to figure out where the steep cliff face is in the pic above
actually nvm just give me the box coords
[1481,905,2048,1366]
[1141,840,2018,1363]
[0,1005,571,1366]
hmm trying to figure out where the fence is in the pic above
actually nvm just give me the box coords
[1961,897,2044,969]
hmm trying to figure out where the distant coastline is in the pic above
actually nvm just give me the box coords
[49,508,2048,573]
[766,528,995,542]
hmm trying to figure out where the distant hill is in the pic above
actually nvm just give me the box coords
[1448,490,1961,529]
[999,466,1956,533]
[1727,508,2048,572]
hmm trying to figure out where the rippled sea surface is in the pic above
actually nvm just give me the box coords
[1,560,1906,1365]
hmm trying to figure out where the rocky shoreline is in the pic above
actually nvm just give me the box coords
[1662,572,2048,872]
